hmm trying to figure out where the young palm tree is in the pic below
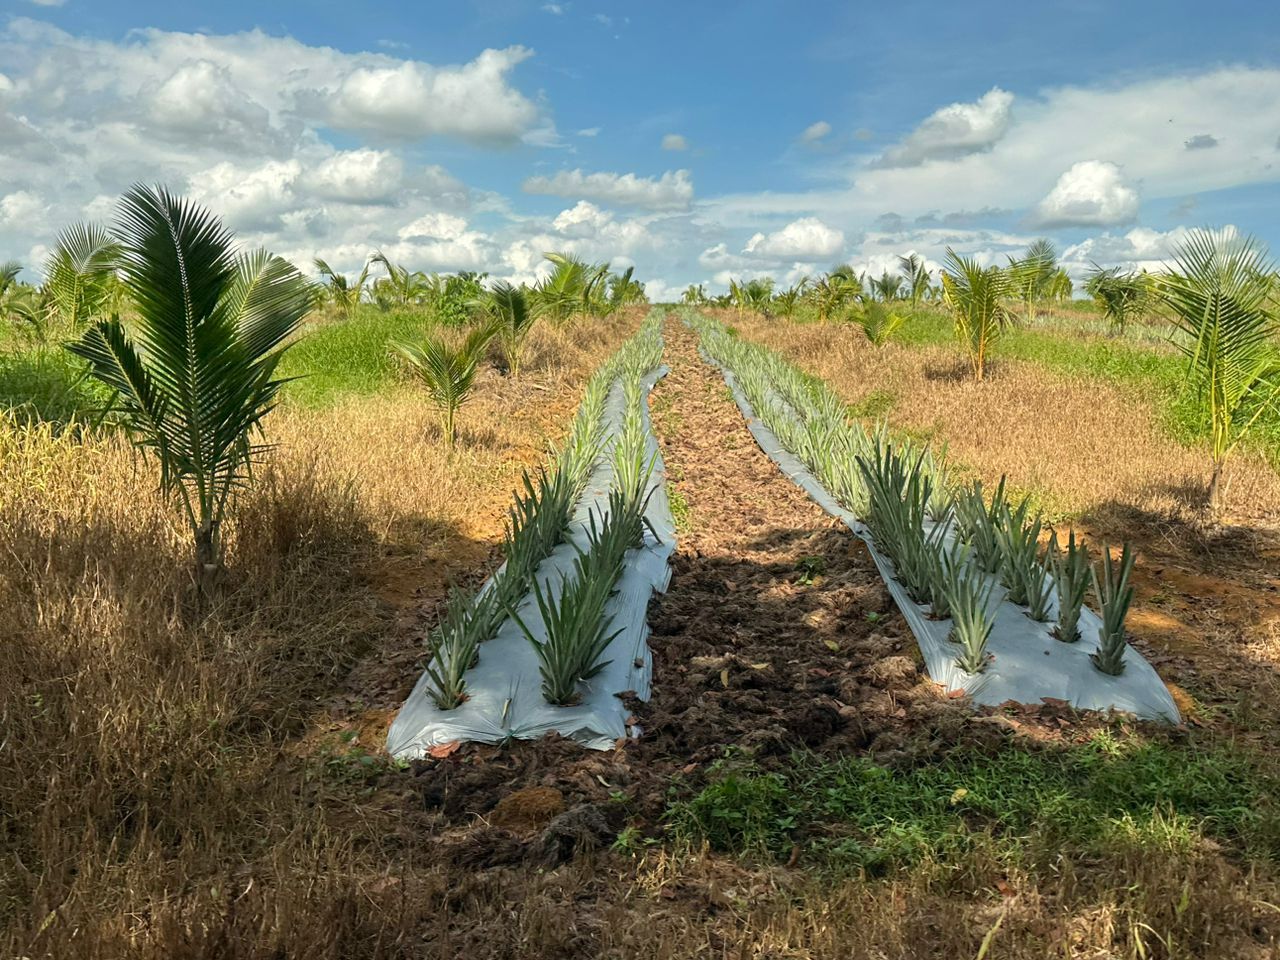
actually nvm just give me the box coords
[1006,238,1058,324]
[392,322,496,447]
[607,266,647,309]
[1159,230,1280,512]
[681,283,707,305]
[772,281,807,319]
[731,277,773,316]
[869,270,903,303]
[1046,267,1074,303]
[66,184,313,600]
[898,253,931,309]
[1085,264,1147,335]
[43,223,122,331]
[941,248,1012,382]
[314,257,370,319]
[480,280,535,377]
[533,253,607,324]
[0,261,41,332]
[857,301,906,347]
[369,250,430,309]
[809,272,857,322]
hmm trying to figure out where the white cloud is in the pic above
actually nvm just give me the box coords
[26,0,66,6]
[708,68,1280,231]
[541,3,565,12]
[498,201,666,284]
[329,47,538,143]
[0,190,47,224]
[876,87,1014,167]
[743,217,844,260]
[577,126,600,137]
[1032,160,1139,228]
[147,59,273,146]
[661,133,688,151]
[306,149,404,204]
[1059,225,1238,276]
[0,19,557,282]
[800,120,831,143]
[847,227,1032,277]
[698,243,736,270]
[522,168,694,209]
[186,158,302,232]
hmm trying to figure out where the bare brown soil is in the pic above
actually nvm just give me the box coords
[394,318,951,862]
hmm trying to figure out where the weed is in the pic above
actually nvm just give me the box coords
[795,555,826,585]
[667,485,692,533]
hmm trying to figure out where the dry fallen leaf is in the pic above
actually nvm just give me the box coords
[720,668,730,688]
[427,741,461,759]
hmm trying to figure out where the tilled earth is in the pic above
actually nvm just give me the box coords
[392,319,1009,881]
[301,317,1277,959]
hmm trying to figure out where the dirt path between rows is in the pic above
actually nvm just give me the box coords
[384,316,1015,956]
[636,318,931,766]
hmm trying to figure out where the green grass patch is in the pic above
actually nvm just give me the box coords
[666,733,1279,873]
[0,347,112,429]
[847,389,896,420]
[278,307,430,407]
[667,485,692,533]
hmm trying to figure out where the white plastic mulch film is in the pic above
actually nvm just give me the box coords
[387,364,676,757]
[696,326,1180,724]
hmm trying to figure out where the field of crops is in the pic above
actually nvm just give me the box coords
[3,194,1280,959]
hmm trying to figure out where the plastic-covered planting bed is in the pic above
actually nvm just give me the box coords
[692,314,1179,724]
[387,357,675,757]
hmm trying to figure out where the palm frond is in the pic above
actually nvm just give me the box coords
[43,222,122,328]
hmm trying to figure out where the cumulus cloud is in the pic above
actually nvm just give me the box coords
[876,87,1014,167]
[800,120,831,143]
[147,59,274,146]
[1058,225,1238,276]
[661,133,688,151]
[743,217,844,260]
[1032,160,1139,228]
[0,190,48,225]
[0,18,560,282]
[305,149,405,204]
[498,201,667,284]
[522,168,694,209]
[0,19,543,156]
[708,68,1280,234]
[328,47,538,143]
[850,227,1036,285]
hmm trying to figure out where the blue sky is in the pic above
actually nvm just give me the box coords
[1,0,1278,298]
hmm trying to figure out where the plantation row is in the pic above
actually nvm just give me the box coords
[689,311,1179,720]
[389,314,669,752]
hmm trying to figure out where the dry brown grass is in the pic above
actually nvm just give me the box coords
[0,310,636,958]
[732,312,1280,527]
